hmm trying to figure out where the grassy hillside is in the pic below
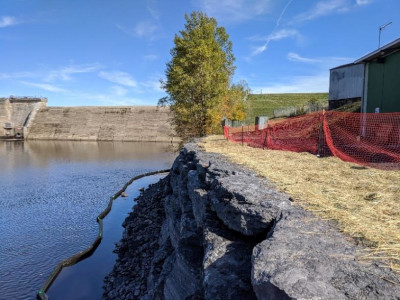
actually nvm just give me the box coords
[245,93,328,123]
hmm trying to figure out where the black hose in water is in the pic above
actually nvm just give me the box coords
[36,169,170,300]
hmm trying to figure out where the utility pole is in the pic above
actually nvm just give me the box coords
[378,22,392,48]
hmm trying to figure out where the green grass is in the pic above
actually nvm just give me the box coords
[245,93,328,124]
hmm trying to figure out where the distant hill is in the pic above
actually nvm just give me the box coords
[245,93,328,124]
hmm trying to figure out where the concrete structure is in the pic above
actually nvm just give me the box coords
[255,116,268,129]
[329,37,400,112]
[26,106,177,142]
[0,97,177,142]
[0,96,47,139]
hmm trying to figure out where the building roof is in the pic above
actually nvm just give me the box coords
[330,37,400,70]
[354,37,400,64]
[330,62,357,71]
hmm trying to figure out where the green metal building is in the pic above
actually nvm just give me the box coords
[329,38,400,113]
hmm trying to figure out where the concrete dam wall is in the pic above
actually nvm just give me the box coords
[26,106,177,142]
[0,97,47,138]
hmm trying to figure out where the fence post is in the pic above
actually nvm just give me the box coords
[317,110,325,157]
[262,128,268,150]
[224,126,228,140]
[242,125,244,146]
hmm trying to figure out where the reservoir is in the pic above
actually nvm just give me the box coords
[0,141,175,299]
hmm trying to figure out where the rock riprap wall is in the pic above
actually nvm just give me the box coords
[26,106,176,142]
[104,142,400,299]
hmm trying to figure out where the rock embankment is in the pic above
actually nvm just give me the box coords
[103,142,400,299]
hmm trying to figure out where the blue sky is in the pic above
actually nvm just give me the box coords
[0,0,399,106]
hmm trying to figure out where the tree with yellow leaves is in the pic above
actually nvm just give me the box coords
[159,11,236,141]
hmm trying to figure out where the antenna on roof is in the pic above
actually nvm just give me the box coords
[378,21,392,48]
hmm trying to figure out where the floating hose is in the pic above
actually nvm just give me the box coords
[36,169,170,300]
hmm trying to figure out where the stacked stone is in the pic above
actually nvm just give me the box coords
[103,178,168,299]
[104,142,400,300]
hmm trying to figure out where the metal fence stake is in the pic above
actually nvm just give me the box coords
[242,125,244,146]
[263,129,268,150]
[317,111,325,157]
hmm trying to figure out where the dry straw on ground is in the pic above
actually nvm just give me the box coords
[199,135,400,272]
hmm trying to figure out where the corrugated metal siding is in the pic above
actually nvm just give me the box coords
[329,64,364,101]
[367,50,400,113]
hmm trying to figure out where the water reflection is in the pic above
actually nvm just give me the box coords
[47,174,165,300]
[0,140,174,170]
[0,140,175,299]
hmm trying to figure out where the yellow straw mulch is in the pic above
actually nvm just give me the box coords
[198,135,400,271]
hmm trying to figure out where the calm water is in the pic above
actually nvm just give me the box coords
[0,141,175,300]
[47,174,166,300]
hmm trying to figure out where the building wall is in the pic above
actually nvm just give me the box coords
[366,50,400,113]
[329,64,364,101]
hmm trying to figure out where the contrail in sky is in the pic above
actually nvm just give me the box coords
[252,0,295,56]
[276,0,295,27]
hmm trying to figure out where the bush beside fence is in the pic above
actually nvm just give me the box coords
[224,111,400,170]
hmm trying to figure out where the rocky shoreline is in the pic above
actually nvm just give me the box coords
[103,142,400,299]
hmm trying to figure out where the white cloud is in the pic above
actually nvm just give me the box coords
[74,91,150,106]
[143,54,158,61]
[0,16,18,28]
[116,21,157,38]
[252,45,268,56]
[0,72,34,80]
[251,29,300,56]
[269,29,300,41]
[276,0,295,26]
[141,78,162,92]
[20,81,67,93]
[356,0,372,5]
[252,73,329,93]
[252,52,354,93]
[247,35,269,42]
[294,0,349,22]
[110,85,129,97]
[146,0,159,19]
[196,0,272,23]
[287,53,353,68]
[99,98,143,106]
[287,52,321,63]
[98,71,137,88]
[134,21,157,37]
[45,63,103,82]
[247,0,296,57]
[1,64,103,85]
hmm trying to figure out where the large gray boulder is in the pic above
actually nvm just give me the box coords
[252,207,400,300]
[209,174,290,236]
[104,141,400,300]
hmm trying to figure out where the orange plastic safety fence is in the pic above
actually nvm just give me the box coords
[224,111,400,170]
[324,111,400,170]
[265,112,322,154]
